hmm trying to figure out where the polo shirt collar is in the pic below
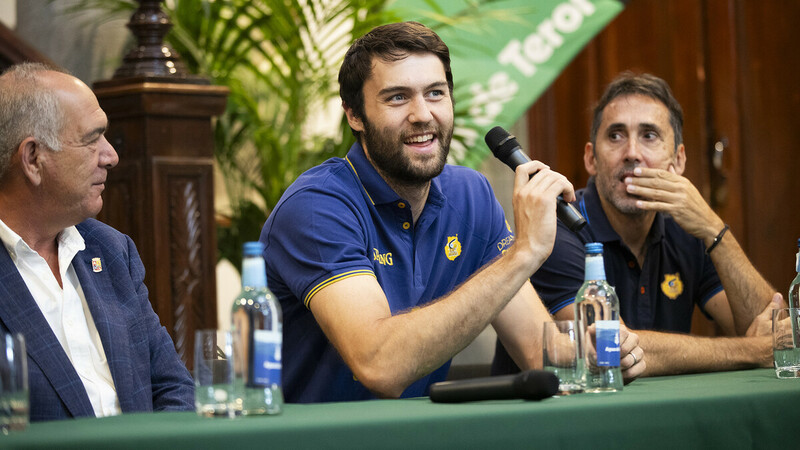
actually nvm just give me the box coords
[582,178,665,244]
[345,142,445,207]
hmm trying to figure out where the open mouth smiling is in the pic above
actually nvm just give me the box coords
[404,133,435,145]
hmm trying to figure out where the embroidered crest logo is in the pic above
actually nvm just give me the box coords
[445,236,462,261]
[91,257,102,273]
[660,273,684,299]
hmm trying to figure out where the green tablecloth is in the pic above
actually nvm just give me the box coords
[5,369,798,449]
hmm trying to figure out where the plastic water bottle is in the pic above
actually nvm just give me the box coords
[231,241,283,415]
[790,239,800,310]
[788,239,800,346]
[575,242,623,392]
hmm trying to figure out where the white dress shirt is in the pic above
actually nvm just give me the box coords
[0,218,121,417]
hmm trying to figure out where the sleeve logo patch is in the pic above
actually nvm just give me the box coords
[445,235,462,261]
[660,273,684,299]
[496,235,515,254]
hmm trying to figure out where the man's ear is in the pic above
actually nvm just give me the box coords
[584,142,597,176]
[19,138,44,186]
[343,103,364,133]
[673,143,686,175]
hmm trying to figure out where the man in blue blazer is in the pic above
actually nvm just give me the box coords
[0,63,194,421]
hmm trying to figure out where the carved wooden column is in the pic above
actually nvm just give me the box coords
[92,0,228,368]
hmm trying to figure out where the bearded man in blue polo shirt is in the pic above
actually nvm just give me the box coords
[260,22,646,403]
[493,72,783,377]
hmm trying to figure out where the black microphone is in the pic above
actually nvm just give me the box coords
[485,126,586,232]
[429,370,558,403]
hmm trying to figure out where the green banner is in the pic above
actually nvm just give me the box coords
[397,0,624,168]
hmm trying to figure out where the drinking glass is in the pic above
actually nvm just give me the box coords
[0,332,28,434]
[194,330,238,417]
[542,320,583,395]
[773,308,800,379]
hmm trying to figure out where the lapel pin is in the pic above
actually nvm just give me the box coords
[91,257,103,273]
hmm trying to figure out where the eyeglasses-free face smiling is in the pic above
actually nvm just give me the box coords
[347,52,454,186]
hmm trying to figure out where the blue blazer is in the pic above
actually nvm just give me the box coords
[0,219,194,422]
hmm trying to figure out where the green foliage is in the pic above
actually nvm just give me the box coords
[62,0,500,270]
[63,0,398,269]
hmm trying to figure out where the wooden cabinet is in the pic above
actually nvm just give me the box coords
[94,80,227,368]
[527,0,800,335]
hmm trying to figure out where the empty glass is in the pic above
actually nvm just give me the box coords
[542,320,583,395]
[194,330,238,417]
[1,332,28,434]
[773,308,800,379]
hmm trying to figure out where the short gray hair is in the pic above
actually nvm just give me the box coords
[0,62,70,180]
[590,72,684,152]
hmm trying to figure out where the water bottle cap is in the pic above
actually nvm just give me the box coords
[585,242,603,254]
[243,241,265,256]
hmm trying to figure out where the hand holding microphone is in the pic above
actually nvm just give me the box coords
[485,126,586,232]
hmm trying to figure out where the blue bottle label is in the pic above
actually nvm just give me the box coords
[252,330,282,387]
[595,320,620,367]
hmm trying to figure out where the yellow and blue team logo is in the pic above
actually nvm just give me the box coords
[445,235,462,261]
[660,273,684,299]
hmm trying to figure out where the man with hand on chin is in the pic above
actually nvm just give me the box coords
[260,22,645,403]
[493,72,782,377]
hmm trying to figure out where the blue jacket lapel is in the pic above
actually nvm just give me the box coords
[0,245,94,417]
[73,241,140,412]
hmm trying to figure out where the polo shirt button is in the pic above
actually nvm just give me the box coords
[628,261,635,268]
[640,286,645,294]
[398,202,406,209]
[403,222,411,230]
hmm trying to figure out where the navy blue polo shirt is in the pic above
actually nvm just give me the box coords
[261,142,514,402]
[492,178,722,375]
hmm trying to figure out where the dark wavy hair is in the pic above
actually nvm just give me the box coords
[338,21,453,139]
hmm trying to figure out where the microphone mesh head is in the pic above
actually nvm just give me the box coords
[514,370,559,400]
[484,126,520,161]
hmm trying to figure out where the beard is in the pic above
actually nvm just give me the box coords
[594,161,647,216]
[360,116,452,186]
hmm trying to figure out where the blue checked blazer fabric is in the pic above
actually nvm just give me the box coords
[0,219,194,421]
